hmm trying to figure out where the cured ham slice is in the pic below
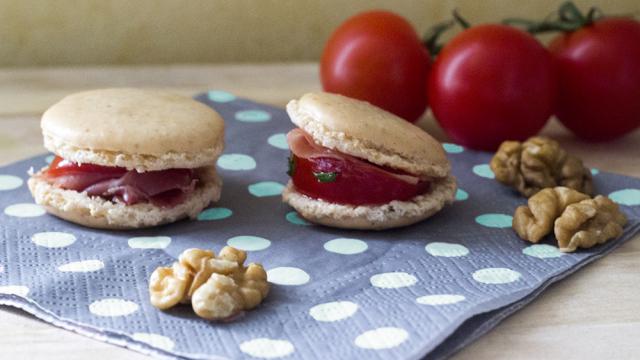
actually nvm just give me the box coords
[43,156,198,207]
[286,129,430,205]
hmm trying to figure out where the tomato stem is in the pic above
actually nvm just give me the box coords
[422,9,472,57]
[503,1,604,34]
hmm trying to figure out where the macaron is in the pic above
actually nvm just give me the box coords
[282,92,456,230]
[28,88,224,229]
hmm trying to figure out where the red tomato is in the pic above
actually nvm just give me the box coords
[429,24,556,150]
[549,18,640,141]
[321,10,431,122]
[290,155,430,206]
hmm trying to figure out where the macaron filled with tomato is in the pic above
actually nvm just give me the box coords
[28,88,225,229]
[283,92,457,230]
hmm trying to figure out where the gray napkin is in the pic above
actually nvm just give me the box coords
[0,90,638,360]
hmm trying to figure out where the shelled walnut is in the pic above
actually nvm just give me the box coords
[555,195,627,252]
[513,187,590,242]
[149,246,269,320]
[490,137,593,197]
[512,187,627,252]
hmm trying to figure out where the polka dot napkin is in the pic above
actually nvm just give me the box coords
[1,91,639,360]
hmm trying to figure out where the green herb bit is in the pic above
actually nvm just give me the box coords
[313,172,338,183]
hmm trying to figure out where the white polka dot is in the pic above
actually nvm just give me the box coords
[472,164,495,179]
[240,338,295,359]
[0,265,4,273]
[523,244,564,259]
[0,175,23,191]
[58,260,104,272]
[227,235,271,251]
[267,267,310,286]
[309,301,358,322]
[127,236,171,249]
[425,242,469,257]
[370,272,417,289]
[32,232,77,248]
[89,298,139,317]
[473,268,521,284]
[323,238,368,255]
[0,285,29,297]
[354,327,409,350]
[416,294,466,305]
[132,333,175,351]
[4,203,45,218]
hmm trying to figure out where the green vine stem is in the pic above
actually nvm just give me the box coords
[503,1,604,34]
[423,9,471,57]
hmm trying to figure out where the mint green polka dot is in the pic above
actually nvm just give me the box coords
[590,168,599,175]
[268,133,289,150]
[523,244,563,259]
[473,267,521,284]
[235,110,271,123]
[475,213,513,228]
[425,242,469,257]
[609,189,640,206]
[443,143,464,154]
[324,238,368,255]
[227,236,271,251]
[286,211,310,226]
[207,90,236,103]
[217,154,256,170]
[197,207,232,221]
[45,155,55,164]
[248,181,284,197]
[455,189,468,201]
[472,164,495,179]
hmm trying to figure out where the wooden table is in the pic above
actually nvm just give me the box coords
[0,64,638,360]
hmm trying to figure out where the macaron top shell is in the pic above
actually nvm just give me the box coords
[41,88,224,171]
[286,92,450,179]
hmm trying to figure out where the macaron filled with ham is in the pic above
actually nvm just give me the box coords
[283,92,457,230]
[28,88,224,229]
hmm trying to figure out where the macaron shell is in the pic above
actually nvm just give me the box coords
[42,88,224,157]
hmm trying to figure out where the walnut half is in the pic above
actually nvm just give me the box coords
[149,246,269,320]
[555,195,627,252]
[490,137,593,197]
[513,187,590,243]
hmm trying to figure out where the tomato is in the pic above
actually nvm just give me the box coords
[428,24,556,150]
[290,155,430,206]
[549,18,640,141]
[320,10,431,122]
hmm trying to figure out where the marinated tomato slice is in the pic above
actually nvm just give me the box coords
[287,129,430,205]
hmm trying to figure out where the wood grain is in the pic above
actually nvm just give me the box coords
[0,63,638,360]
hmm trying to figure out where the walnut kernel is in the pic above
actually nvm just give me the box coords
[491,137,593,197]
[149,246,269,320]
[513,187,590,242]
[555,195,627,252]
